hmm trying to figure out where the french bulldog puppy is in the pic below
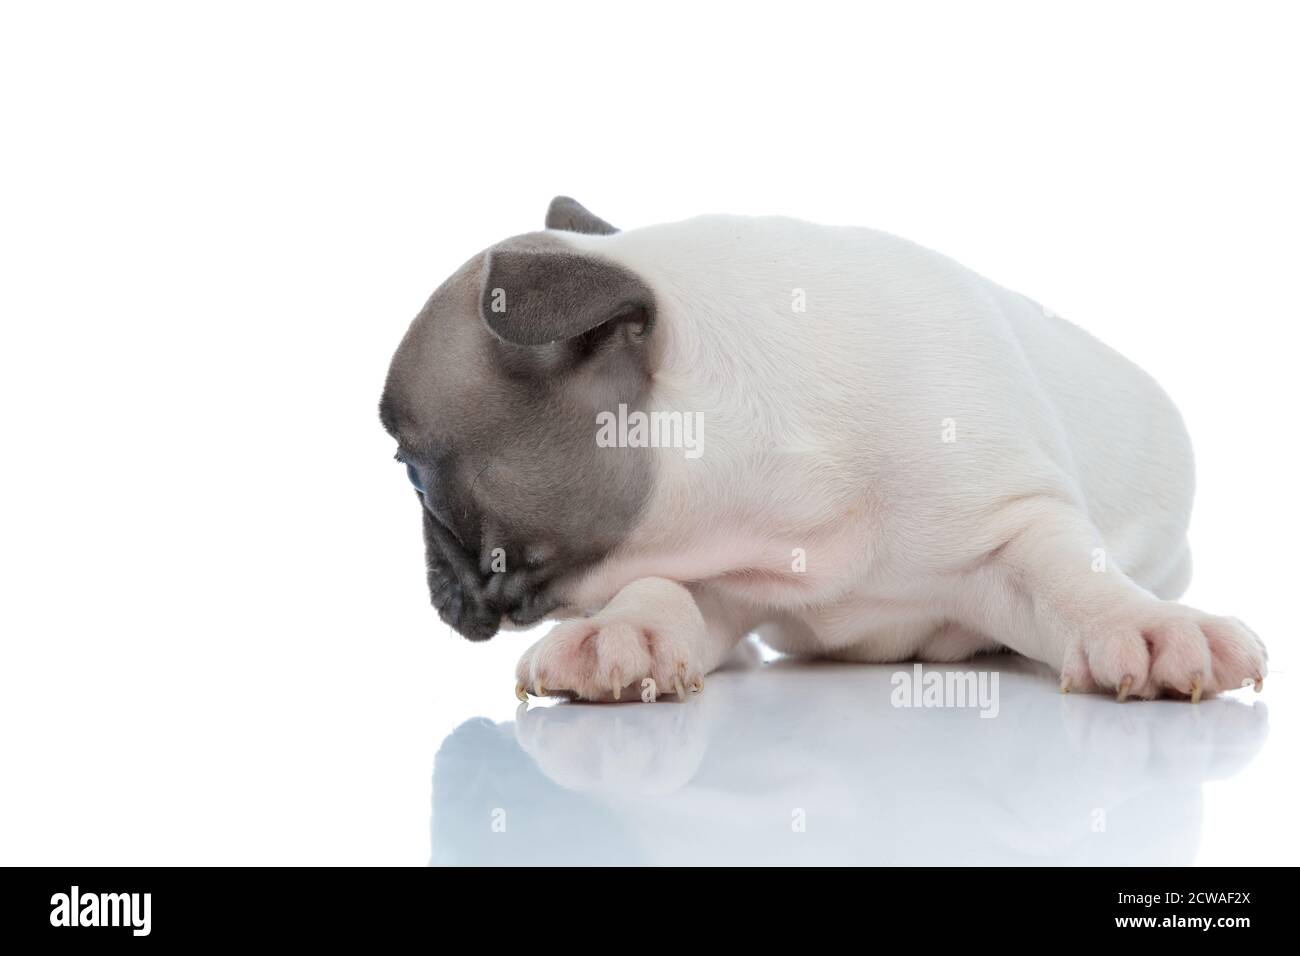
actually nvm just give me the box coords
[380,197,1267,703]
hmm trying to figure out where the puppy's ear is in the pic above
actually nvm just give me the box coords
[545,196,618,235]
[479,248,653,347]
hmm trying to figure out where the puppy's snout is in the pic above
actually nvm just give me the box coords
[429,573,499,641]
[422,505,498,640]
[413,468,563,639]
[422,504,560,640]
[427,564,500,641]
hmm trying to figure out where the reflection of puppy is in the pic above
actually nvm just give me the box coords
[381,197,1267,701]
[430,660,1270,865]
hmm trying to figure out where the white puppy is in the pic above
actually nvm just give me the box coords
[380,197,1266,703]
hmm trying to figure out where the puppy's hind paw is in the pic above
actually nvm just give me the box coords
[1058,603,1267,702]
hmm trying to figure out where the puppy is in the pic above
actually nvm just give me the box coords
[380,197,1266,703]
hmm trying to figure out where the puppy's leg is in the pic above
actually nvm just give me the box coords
[516,579,755,702]
[957,501,1266,700]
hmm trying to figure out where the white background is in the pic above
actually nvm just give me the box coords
[1,1,1296,865]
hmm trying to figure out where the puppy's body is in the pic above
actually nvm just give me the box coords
[381,200,1264,702]
[562,215,1194,612]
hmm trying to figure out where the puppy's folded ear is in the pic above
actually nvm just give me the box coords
[545,196,618,235]
[479,248,653,347]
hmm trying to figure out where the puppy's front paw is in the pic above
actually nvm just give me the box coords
[1059,603,1267,701]
[515,617,705,703]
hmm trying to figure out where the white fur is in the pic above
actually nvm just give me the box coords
[515,215,1266,702]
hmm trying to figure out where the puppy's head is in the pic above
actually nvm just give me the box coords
[379,198,656,640]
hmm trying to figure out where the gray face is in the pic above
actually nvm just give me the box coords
[379,199,656,640]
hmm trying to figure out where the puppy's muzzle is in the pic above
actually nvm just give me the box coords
[421,504,558,640]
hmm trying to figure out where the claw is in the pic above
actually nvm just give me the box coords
[1060,676,1071,694]
[674,676,687,699]
[515,680,528,703]
[536,682,547,697]
[690,677,704,694]
[611,668,623,701]
[1116,675,1133,702]
[1190,677,1203,704]
[1254,676,1264,693]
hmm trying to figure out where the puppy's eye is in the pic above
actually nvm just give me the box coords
[406,463,426,495]
[623,314,649,342]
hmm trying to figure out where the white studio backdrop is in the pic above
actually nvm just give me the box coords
[1,1,1296,864]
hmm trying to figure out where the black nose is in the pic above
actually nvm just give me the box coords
[422,505,500,640]
[429,571,500,641]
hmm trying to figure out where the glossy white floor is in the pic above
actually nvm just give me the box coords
[431,643,1289,867]
[7,606,1290,867]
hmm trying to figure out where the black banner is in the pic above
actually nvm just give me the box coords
[0,866,1286,943]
